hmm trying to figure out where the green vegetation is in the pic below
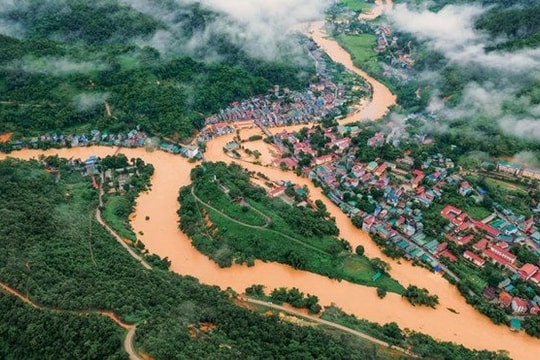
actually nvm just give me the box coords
[0,157,410,359]
[336,34,380,74]
[341,0,374,12]
[179,162,404,293]
[322,306,511,360]
[100,154,154,242]
[0,1,313,139]
[403,285,439,308]
[0,293,126,359]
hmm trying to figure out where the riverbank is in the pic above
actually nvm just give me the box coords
[3,145,539,359]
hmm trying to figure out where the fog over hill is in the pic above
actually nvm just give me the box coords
[389,2,540,141]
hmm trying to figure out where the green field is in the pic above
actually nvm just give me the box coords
[336,34,380,75]
[102,195,137,241]
[342,0,374,12]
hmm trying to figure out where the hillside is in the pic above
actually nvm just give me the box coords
[0,0,314,140]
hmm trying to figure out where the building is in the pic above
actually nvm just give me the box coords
[499,291,513,308]
[463,250,485,267]
[496,161,521,176]
[511,297,528,314]
[519,263,539,281]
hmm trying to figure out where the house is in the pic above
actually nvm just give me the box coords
[463,250,485,267]
[276,157,298,169]
[511,297,528,314]
[496,161,521,176]
[313,154,334,166]
[374,163,388,177]
[362,215,377,232]
[411,169,425,189]
[474,221,501,239]
[458,234,474,245]
[490,244,517,264]
[531,271,540,285]
[499,291,513,307]
[473,238,489,251]
[459,181,473,196]
[519,263,539,281]
[268,186,286,198]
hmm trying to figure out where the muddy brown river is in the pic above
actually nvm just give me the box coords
[2,9,539,359]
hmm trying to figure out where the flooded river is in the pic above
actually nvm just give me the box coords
[2,5,539,358]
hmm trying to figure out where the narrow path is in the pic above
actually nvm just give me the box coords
[0,281,143,360]
[97,173,152,270]
[243,297,415,357]
[191,186,329,255]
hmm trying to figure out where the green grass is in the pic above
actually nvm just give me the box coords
[336,34,380,75]
[341,0,373,12]
[342,257,404,294]
[450,261,487,294]
[465,206,492,221]
[203,201,404,294]
[102,195,137,241]
[196,184,268,227]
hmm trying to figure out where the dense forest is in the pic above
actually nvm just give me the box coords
[0,0,314,139]
[0,157,404,359]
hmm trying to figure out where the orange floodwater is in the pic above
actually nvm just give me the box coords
[2,9,539,359]
[0,132,13,143]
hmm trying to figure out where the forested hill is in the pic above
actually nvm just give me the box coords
[0,0,314,139]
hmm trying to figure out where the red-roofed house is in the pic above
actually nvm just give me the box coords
[458,234,474,245]
[275,157,298,169]
[498,291,512,307]
[511,297,528,314]
[463,250,485,267]
[374,163,388,177]
[519,263,539,281]
[473,238,489,251]
[474,220,501,238]
[411,170,425,189]
[313,154,334,166]
[482,249,518,272]
[530,305,540,316]
[362,215,377,232]
[268,186,286,198]
[531,271,540,285]
[490,244,517,264]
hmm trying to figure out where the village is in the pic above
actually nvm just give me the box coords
[240,114,540,330]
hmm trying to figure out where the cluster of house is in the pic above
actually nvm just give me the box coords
[202,39,368,139]
[203,78,346,130]
[7,128,203,160]
[9,129,149,150]
[266,122,540,315]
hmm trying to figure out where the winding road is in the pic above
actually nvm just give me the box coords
[0,281,142,360]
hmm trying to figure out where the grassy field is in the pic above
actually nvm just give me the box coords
[102,195,137,241]
[336,34,380,75]
[199,191,404,294]
[465,205,492,221]
[196,183,268,227]
[341,0,374,12]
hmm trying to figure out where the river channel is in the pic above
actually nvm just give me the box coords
[1,13,539,360]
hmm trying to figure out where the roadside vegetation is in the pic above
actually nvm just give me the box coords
[179,162,404,294]
[322,305,511,360]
